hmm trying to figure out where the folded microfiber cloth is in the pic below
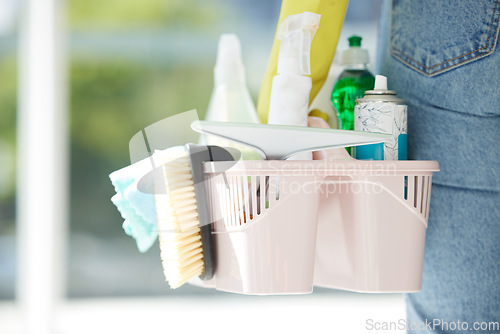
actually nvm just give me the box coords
[110,156,158,253]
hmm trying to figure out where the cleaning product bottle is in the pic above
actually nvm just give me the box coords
[308,72,338,129]
[267,11,321,160]
[257,0,349,124]
[202,34,261,160]
[331,35,375,155]
[354,75,407,160]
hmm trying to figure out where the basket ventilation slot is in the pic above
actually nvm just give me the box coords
[209,174,281,228]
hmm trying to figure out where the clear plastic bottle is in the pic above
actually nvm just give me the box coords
[331,35,375,154]
[201,34,261,160]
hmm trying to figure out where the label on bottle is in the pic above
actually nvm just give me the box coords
[354,101,407,160]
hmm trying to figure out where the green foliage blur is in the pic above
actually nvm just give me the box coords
[69,0,224,30]
[0,58,16,146]
[67,0,230,296]
[0,57,16,236]
[68,0,224,236]
[0,0,258,297]
[0,0,223,232]
[70,62,213,236]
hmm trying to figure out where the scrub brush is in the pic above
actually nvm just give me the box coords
[154,144,233,288]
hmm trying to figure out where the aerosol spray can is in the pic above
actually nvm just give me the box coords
[354,75,407,160]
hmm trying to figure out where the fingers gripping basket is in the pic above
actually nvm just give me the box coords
[202,159,439,295]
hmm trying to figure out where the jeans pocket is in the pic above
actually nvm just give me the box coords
[390,0,500,77]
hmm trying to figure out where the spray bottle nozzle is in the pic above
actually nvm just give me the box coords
[374,75,388,90]
[214,33,246,86]
[277,11,321,76]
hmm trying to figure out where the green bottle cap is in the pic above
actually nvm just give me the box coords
[348,35,362,47]
[341,35,369,65]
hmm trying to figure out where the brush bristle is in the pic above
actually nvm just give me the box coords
[154,149,205,289]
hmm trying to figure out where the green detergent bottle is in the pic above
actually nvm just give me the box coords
[331,35,375,155]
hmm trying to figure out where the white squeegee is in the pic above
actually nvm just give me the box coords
[191,120,390,160]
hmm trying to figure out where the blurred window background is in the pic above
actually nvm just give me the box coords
[0,1,403,331]
[0,0,383,300]
[0,0,18,300]
[66,0,282,298]
[64,0,381,298]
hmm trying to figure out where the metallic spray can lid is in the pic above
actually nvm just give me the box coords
[357,75,405,103]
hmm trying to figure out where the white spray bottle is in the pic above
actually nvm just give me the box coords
[267,11,321,160]
[201,34,261,160]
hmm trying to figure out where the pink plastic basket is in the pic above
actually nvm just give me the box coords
[313,160,439,293]
[201,159,439,295]
[204,161,320,295]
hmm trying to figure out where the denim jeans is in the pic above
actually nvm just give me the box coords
[377,0,500,332]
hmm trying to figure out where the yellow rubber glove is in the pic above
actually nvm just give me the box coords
[257,0,349,123]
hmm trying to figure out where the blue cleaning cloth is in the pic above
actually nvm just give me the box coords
[109,156,158,253]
